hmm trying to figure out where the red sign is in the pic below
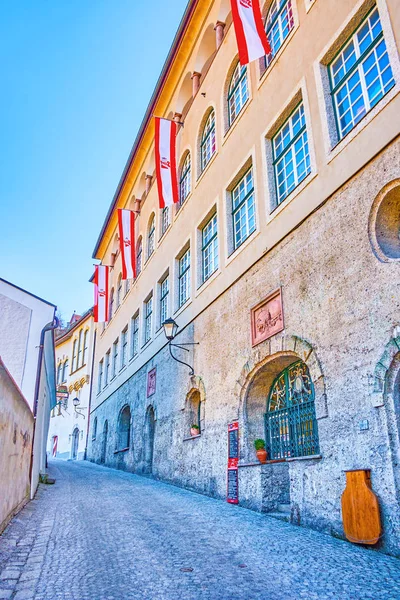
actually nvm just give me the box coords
[251,288,284,347]
[227,422,239,504]
[147,368,156,397]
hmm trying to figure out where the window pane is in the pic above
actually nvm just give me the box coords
[232,168,256,250]
[202,214,218,281]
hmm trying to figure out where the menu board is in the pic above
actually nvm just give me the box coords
[227,422,239,504]
[227,468,239,504]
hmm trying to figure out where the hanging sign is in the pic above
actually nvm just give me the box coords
[227,421,239,504]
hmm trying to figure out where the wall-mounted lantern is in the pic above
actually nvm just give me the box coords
[162,318,198,376]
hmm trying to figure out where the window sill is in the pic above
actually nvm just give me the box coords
[195,151,218,188]
[222,98,252,146]
[183,434,201,441]
[195,268,221,297]
[114,447,129,454]
[141,339,152,351]
[266,171,317,226]
[173,298,192,319]
[286,454,322,462]
[225,228,260,268]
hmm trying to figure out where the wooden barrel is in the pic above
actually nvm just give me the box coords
[341,469,382,545]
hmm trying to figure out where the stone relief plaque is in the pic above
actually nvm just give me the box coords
[251,288,284,347]
[147,367,156,397]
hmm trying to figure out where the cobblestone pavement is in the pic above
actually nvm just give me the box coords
[0,461,400,600]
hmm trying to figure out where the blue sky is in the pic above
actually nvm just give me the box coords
[0,0,188,322]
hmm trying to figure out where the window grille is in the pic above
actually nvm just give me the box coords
[112,339,119,378]
[264,0,294,68]
[228,63,249,126]
[121,328,128,368]
[148,217,155,258]
[265,361,319,459]
[178,249,191,307]
[232,168,256,250]
[329,7,394,140]
[272,102,311,205]
[179,153,191,206]
[144,297,153,344]
[202,214,218,282]
[160,276,169,326]
[200,111,216,172]
[161,206,169,236]
[131,313,139,357]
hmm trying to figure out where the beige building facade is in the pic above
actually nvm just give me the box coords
[87,0,400,556]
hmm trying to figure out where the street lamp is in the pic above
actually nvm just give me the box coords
[162,318,198,376]
[72,397,80,408]
[72,397,86,419]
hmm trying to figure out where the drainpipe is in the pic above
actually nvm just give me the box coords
[29,315,59,487]
[84,327,97,460]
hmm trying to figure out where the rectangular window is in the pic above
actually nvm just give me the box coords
[131,313,139,358]
[160,276,169,326]
[144,297,153,344]
[98,360,103,393]
[272,103,311,205]
[329,7,395,140]
[232,168,256,250]
[178,249,190,307]
[77,331,83,368]
[161,207,169,236]
[202,214,218,282]
[82,330,89,366]
[112,339,118,378]
[72,340,77,372]
[121,327,128,368]
[104,351,110,387]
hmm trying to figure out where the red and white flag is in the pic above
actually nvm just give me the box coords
[155,117,179,209]
[117,209,136,280]
[230,0,271,65]
[94,265,110,323]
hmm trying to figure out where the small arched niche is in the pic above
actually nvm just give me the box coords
[369,179,400,262]
[194,23,216,77]
[176,71,193,117]
[217,0,232,25]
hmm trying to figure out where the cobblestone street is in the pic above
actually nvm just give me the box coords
[0,461,399,600]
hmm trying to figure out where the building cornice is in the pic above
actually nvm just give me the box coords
[55,309,93,346]
[92,0,213,261]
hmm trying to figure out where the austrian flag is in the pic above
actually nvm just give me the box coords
[155,117,179,209]
[230,0,271,65]
[93,265,109,323]
[117,209,136,280]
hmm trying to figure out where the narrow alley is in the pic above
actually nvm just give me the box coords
[0,461,399,600]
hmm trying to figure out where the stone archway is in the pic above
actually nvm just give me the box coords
[237,335,327,463]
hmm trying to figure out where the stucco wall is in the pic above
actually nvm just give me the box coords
[88,139,400,557]
[0,294,31,389]
[0,360,34,533]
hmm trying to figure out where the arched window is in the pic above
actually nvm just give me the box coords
[57,363,62,384]
[72,340,77,372]
[92,417,97,441]
[116,274,122,308]
[136,238,143,276]
[264,0,294,68]
[228,62,248,126]
[124,278,130,296]
[117,405,131,450]
[265,361,319,459]
[147,216,155,259]
[82,330,89,366]
[77,329,83,368]
[62,359,69,382]
[179,152,191,206]
[109,288,115,320]
[200,110,216,172]
[161,206,169,236]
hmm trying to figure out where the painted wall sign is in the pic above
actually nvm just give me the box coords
[251,287,284,347]
[147,368,156,397]
[227,421,239,504]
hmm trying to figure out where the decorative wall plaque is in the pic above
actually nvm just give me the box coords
[251,288,284,347]
[147,367,156,397]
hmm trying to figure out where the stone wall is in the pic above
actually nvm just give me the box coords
[0,359,34,533]
[88,139,400,556]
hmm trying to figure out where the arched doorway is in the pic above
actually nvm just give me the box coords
[71,428,79,460]
[144,407,155,474]
[265,361,319,459]
[101,420,108,464]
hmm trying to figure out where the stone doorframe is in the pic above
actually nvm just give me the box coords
[181,375,206,434]
[236,334,327,462]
